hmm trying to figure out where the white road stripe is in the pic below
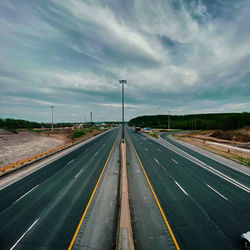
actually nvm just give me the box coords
[67,159,74,165]
[102,144,105,147]
[154,158,159,164]
[145,148,148,151]
[175,181,189,196]
[14,185,39,204]
[206,184,228,200]
[75,169,83,178]
[160,139,250,193]
[94,152,98,156]
[10,218,39,250]
[157,148,161,152]
[172,159,178,164]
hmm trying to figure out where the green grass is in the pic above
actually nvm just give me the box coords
[72,127,101,140]
[72,130,86,140]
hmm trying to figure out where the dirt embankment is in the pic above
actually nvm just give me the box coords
[0,129,65,168]
[174,127,250,167]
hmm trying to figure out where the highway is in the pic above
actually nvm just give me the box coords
[0,128,119,249]
[126,127,250,249]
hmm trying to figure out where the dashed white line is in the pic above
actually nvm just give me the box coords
[145,148,148,151]
[67,159,74,165]
[154,158,159,164]
[157,148,161,152]
[175,181,189,196]
[94,152,98,156]
[102,144,105,147]
[10,218,39,250]
[161,139,250,193]
[172,159,178,164]
[206,184,228,200]
[75,169,83,178]
[14,185,39,204]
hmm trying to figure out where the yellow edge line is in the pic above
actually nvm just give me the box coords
[128,133,180,250]
[68,132,119,250]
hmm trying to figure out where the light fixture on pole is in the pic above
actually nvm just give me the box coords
[51,106,55,133]
[119,80,126,139]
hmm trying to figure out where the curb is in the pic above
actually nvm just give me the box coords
[117,139,135,250]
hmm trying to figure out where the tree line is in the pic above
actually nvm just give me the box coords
[0,118,74,131]
[128,112,250,130]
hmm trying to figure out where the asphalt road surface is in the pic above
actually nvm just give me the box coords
[127,127,250,249]
[0,128,119,250]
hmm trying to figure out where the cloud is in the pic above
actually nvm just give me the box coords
[0,0,249,122]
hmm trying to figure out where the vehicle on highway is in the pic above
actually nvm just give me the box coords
[135,127,141,133]
[241,231,250,249]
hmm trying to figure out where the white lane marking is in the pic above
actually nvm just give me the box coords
[154,158,159,164]
[75,169,83,178]
[10,218,39,250]
[67,159,74,165]
[206,184,228,200]
[102,144,105,147]
[145,148,148,151]
[172,159,178,164]
[94,152,98,156]
[157,148,161,152]
[85,148,88,152]
[14,185,39,204]
[175,181,189,196]
[160,139,250,193]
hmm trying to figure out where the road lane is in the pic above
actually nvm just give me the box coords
[161,133,250,187]
[0,128,119,249]
[127,127,250,249]
[0,129,114,212]
[126,131,178,250]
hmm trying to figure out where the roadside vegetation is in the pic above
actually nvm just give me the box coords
[72,127,102,140]
[144,131,159,139]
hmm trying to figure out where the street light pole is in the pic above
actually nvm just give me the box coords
[51,106,55,133]
[168,111,170,130]
[119,80,126,139]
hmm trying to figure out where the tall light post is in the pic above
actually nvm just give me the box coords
[168,111,171,130]
[51,106,55,133]
[119,80,126,139]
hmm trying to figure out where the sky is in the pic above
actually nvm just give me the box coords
[0,0,250,122]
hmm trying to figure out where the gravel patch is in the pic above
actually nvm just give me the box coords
[0,131,64,167]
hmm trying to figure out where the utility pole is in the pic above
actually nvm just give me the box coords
[51,106,55,133]
[90,112,92,123]
[119,80,126,139]
[168,111,171,130]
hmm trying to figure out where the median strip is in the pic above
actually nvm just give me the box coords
[117,139,135,250]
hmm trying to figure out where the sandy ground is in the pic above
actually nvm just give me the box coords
[176,136,250,159]
[0,130,64,168]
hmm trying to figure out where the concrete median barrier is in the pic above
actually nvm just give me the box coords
[117,139,135,250]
